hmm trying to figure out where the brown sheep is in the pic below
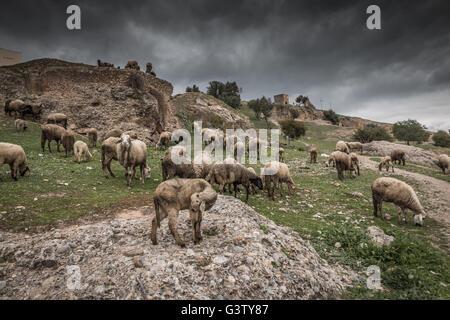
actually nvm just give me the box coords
[334,151,357,180]
[18,102,42,121]
[310,146,318,164]
[434,154,449,174]
[350,152,360,176]
[40,124,66,153]
[101,137,121,178]
[87,128,98,148]
[371,177,425,226]
[15,119,27,132]
[0,143,29,180]
[5,99,25,118]
[161,147,210,181]
[151,178,218,247]
[122,139,151,187]
[103,128,123,141]
[346,142,363,154]
[378,156,394,172]
[47,113,68,129]
[262,161,296,200]
[156,131,171,149]
[336,140,350,154]
[61,129,75,158]
[209,162,263,202]
[390,149,406,166]
[74,141,92,163]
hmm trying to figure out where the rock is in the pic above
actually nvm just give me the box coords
[334,242,342,248]
[132,257,144,268]
[0,196,356,299]
[352,192,363,198]
[366,226,395,247]
[122,247,144,257]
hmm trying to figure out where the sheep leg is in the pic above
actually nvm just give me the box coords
[373,197,378,217]
[278,181,283,197]
[10,164,17,181]
[140,164,145,184]
[41,135,46,153]
[56,140,61,152]
[168,209,184,247]
[219,183,224,194]
[151,216,158,245]
[48,140,52,153]
[233,183,238,198]
[403,208,408,224]
[245,185,250,202]
[379,201,384,220]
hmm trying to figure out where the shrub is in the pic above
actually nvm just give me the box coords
[432,130,450,147]
[353,126,393,143]
[323,109,340,125]
[248,96,273,130]
[289,108,300,119]
[206,81,241,108]
[280,120,306,146]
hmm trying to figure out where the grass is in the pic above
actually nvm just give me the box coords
[1,114,449,299]
[0,115,166,229]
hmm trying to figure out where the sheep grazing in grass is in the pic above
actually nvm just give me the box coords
[310,146,318,164]
[40,124,66,153]
[47,113,68,129]
[390,149,406,166]
[346,142,363,154]
[325,151,339,168]
[61,129,75,158]
[122,139,151,187]
[103,128,123,141]
[4,99,24,117]
[247,167,259,194]
[262,161,296,200]
[14,119,27,132]
[336,140,350,154]
[378,156,394,173]
[156,131,171,149]
[371,177,425,226]
[74,141,92,163]
[350,153,360,176]
[333,151,357,180]
[209,162,263,202]
[0,143,29,181]
[161,147,211,181]
[101,137,122,178]
[234,140,245,163]
[18,102,42,121]
[87,128,98,148]
[434,154,449,174]
[151,178,218,247]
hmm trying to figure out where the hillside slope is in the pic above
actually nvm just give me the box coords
[0,59,177,144]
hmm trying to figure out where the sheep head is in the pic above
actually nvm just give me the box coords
[414,214,424,226]
[250,177,264,190]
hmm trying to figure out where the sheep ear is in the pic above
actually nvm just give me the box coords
[200,201,206,213]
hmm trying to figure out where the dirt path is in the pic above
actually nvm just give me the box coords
[360,156,450,248]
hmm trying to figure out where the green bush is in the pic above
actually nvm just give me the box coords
[432,130,450,147]
[280,120,306,146]
[323,109,340,125]
[393,119,430,145]
[353,126,393,143]
[206,81,241,108]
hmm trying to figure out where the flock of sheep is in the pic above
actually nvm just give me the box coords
[1,104,449,246]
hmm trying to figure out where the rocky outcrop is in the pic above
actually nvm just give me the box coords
[0,59,178,144]
[0,196,355,300]
[172,93,252,130]
[364,140,440,166]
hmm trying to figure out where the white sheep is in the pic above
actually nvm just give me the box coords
[371,177,425,226]
[74,141,92,163]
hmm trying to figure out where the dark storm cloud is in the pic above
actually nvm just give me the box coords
[1,0,449,130]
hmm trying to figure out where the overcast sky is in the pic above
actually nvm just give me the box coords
[1,0,449,131]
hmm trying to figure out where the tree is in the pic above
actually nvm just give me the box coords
[289,108,300,119]
[392,119,430,145]
[432,130,450,147]
[206,80,241,108]
[295,95,309,106]
[280,120,306,146]
[192,84,200,92]
[323,109,340,125]
[353,125,393,143]
[248,96,273,130]
[185,86,192,92]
